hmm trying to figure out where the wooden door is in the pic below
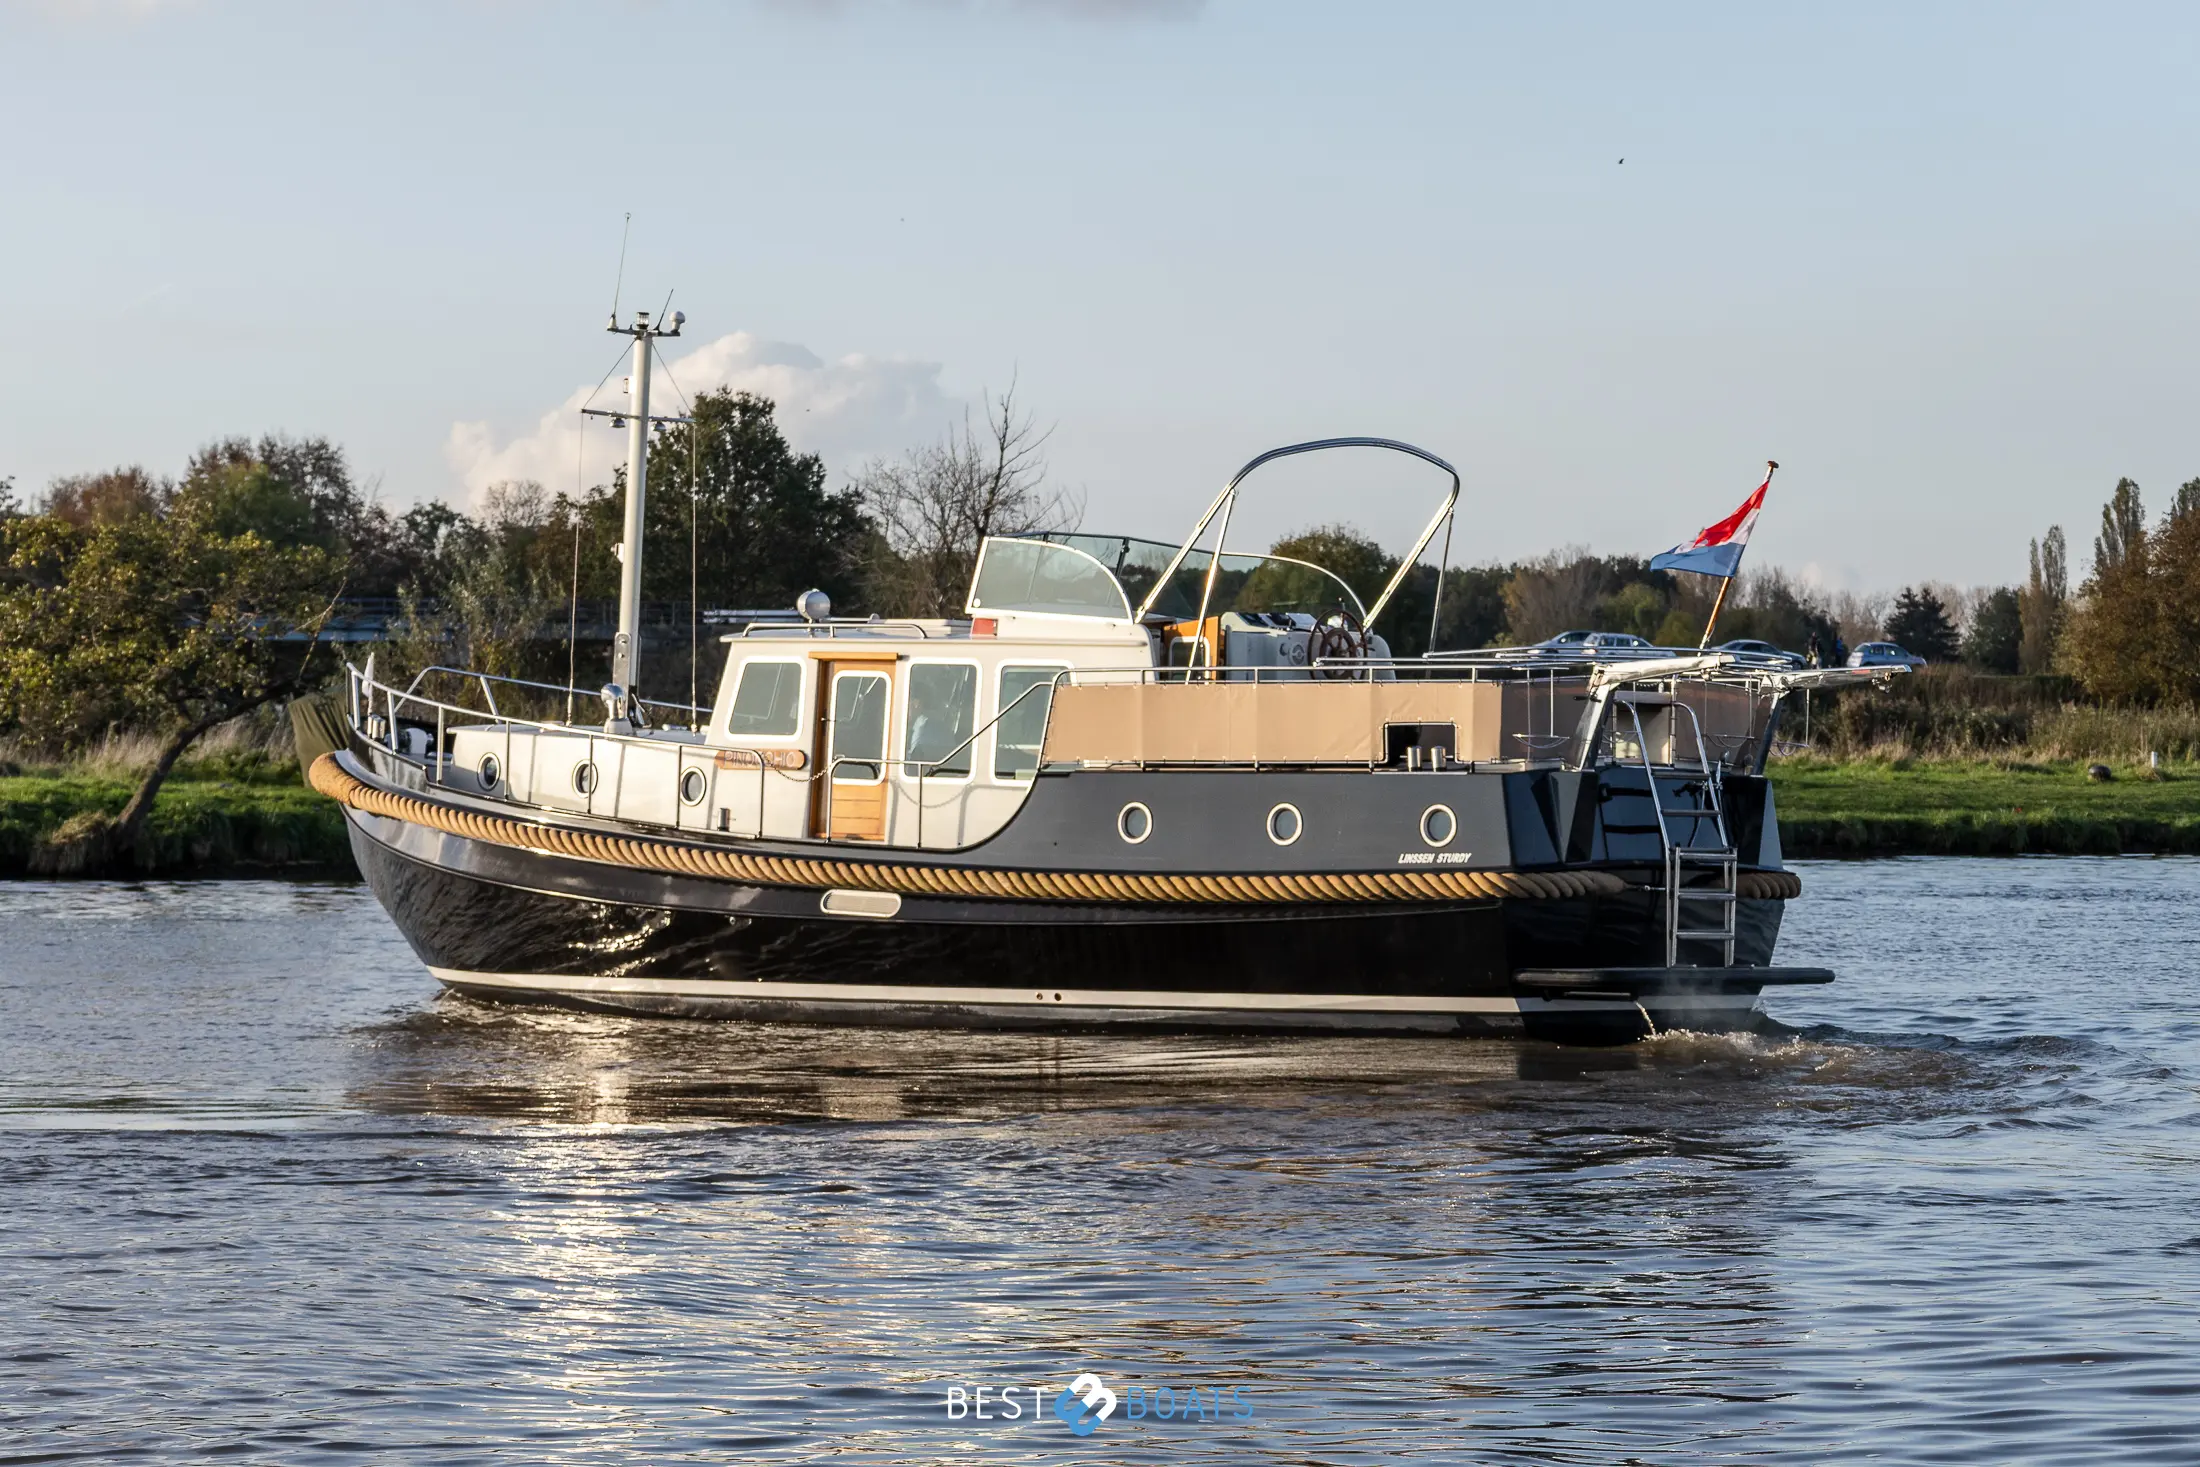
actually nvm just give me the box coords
[813,661,895,840]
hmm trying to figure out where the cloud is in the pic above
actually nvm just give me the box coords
[445,330,965,506]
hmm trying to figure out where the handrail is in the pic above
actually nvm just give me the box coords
[1132,437,1463,634]
[346,655,1070,853]
[349,662,722,828]
[735,620,940,641]
[400,664,711,719]
[345,646,1801,850]
[911,675,1062,845]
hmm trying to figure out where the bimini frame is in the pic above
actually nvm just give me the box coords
[1133,437,1463,649]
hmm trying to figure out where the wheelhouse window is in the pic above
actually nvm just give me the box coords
[727,660,802,737]
[995,665,1064,780]
[904,663,977,779]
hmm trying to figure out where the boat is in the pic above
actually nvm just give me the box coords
[313,312,1903,1041]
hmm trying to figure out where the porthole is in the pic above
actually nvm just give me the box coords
[1420,803,1456,848]
[573,761,599,796]
[680,768,708,806]
[477,753,502,791]
[1117,801,1153,844]
[1266,802,1303,846]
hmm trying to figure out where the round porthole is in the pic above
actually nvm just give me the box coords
[1266,802,1303,846]
[573,761,599,796]
[478,753,501,791]
[680,767,707,806]
[1420,804,1456,848]
[1117,801,1153,844]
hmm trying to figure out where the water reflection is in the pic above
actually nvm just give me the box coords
[339,996,1821,1459]
[346,990,1967,1134]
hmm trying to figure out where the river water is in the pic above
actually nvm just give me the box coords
[2,859,2197,1463]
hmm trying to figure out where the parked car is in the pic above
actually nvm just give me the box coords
[1714,638,1805,667]
[1846,641,1927,670]
[1536,630,1657,652]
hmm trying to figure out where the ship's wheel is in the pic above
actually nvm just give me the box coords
[1311,607,1370,679]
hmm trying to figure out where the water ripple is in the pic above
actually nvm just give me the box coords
[1,863,2198,1461]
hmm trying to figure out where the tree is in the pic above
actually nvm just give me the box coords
[391,499,474,592]
[1432,565,1511,651]
[43,467,164,527]
[0,497,342,868]
[855,382,1078,618]
[182,458,327,549]
[2019,526,2067,674]
[542,389,873,616]
[1712,568,1839,655]
[2173,477,2200,526]
[1366,560,1497,659]
[1228,530,1506,657]
[2096,478,2145,575]
[2061,498,2155,701]
[1963,586,2022,673]
[184,436,359,546]
[1255,525,1393,613]
[175,435,428,597]
[649,389,872,609]
[1500,549,1611,643]
[1884,586,1959,662]
[429,483,560,680]
[1827,588,1887,648]
[2146,501,2200,702]
[2064,486,2200,703]
[1597,581,1668,641]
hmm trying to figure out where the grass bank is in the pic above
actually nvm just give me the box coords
[6,746,2199,875]
[0,722,355,876]
[1768,756,2200,856]
[0,773,353,877]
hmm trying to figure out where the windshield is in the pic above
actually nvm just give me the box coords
[966,539,1133,620]
[1033,532,1367,623]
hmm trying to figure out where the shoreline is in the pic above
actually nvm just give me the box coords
[0,774,355,879]
[1769,757,2200,857]
[5,758,2197,878]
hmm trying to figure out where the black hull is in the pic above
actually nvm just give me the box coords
[347,805,1794,1041]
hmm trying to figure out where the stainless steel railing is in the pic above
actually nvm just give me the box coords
[341,648,1822,850]
[346,659,1066,852]
[397,665,711,725]
[348,661,730,835]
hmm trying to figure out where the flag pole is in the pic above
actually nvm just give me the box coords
[1697,576,1733,650]
[1698,459,1776,649]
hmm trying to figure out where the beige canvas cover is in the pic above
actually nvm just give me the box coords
[1042,680,1502,765]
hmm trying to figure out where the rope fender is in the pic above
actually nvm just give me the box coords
[1736,869,1804,900]
[313,752,1669,907]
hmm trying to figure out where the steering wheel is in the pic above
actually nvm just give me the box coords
[1311,609,1370,680]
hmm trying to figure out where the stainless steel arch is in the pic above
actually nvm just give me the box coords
[1132,437,1463,647]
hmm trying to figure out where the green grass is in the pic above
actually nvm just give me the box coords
[1768,756,2200,855]
[0,771,353,877]
[6,749,2197,875]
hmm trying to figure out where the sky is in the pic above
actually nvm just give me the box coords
[3,0,2198,592]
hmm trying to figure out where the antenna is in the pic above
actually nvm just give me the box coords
[599,303,686,700]
[608,212,632,328]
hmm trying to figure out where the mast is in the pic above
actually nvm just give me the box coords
[606,308,682,697]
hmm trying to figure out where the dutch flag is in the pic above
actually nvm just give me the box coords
[1648,464,1776,580]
